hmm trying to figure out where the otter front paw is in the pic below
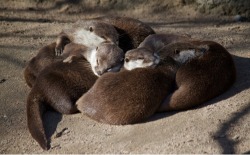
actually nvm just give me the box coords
[55,46,63,56]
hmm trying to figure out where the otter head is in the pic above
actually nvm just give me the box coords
[124,48,160,70]
[160,42,208,64]
[74,20,119,48]
[91,42,124,76]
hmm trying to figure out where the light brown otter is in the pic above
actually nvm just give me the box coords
[158,40,236,111]
[76,56,179,125]
[26,42,125,150]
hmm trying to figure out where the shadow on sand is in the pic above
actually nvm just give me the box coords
[146,54,250,153]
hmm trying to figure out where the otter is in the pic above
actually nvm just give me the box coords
[26,42,124,150]
[158,40,236,111]
[122,34,236,111]
[76,56,179,125]
[55,20,119,56]
[62,42,124,76]
[24,42,124,87]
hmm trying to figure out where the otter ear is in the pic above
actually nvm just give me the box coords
[174,49,180,54]
[89,27,93,32]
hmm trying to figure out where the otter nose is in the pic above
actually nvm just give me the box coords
[96,70,107,76]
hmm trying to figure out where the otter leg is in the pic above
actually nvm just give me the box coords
[55,33,71,56]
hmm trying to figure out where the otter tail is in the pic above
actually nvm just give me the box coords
[27,89,49,150]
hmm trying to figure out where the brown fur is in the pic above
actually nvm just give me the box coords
[124,34,205,70]
[24,42,124,87]
[24,42,63,87]
[94,16,156,52]
[76,57,179,125]
[158,40,236,111]
[26,46,98,150]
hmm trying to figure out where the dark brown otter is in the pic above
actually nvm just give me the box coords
[121,34,236,112]
[24,42,124,87]
[26,44,98,150]
[124,42,206,70]
[123,34,205,70]
[76,57,179,125]
[158,40,236,112]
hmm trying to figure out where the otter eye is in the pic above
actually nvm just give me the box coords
[89,27,93,32]
[174,49,180,54]
[96,46,98,50]
[100,36,106,39]
[125,58,129,63]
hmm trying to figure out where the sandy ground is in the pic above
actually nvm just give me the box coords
[0,1,250,154]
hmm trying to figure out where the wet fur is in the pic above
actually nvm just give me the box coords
[76,57,179,125]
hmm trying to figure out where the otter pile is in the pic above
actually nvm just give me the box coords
[23,16,236,150]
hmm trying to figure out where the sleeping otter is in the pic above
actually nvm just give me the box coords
[158,40,236,111]
[26,42,124,150]
[122,34,236,111]
[76,56,179,125]
[24,41,124,87]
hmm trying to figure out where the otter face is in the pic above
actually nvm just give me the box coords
[91,42,124,76]
[73,21,119,48]
[124,48,160,70]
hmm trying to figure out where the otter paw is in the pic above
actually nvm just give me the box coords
[55,47,63,56]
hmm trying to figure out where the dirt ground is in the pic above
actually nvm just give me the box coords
[0,1,250,154]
